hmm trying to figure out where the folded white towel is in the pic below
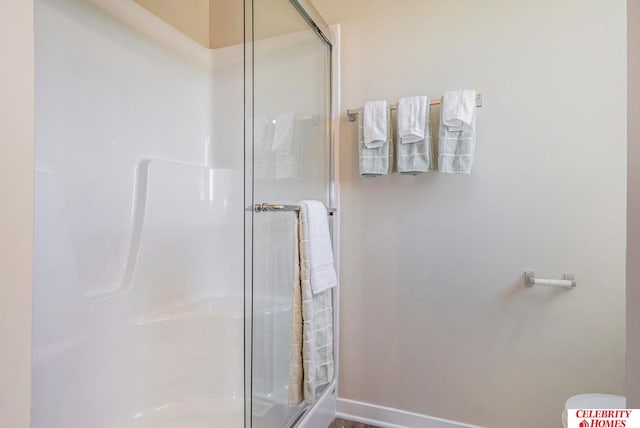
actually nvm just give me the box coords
[397,97,431,175]
[298,201,337,295]
[442,90,476,131]
[297,201,335,404]
[397,96,428,144]
[363,100,388,149]
[272,112,296,153]
[438,94,477,174]
[359,110,392,177]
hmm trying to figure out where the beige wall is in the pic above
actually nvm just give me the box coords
[0,0,34,427]
[134,0,306,49]
[628,0,640,408]
[313,1,627,427]
[135,0,211,47]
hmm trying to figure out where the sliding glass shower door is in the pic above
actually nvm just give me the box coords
[246,1,334,427]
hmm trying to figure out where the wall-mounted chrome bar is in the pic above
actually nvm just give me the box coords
[346,93,483,122]
[524,271,576,289]
[247,203,337,216]
[258,115,319,125]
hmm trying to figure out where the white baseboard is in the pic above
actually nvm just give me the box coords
[336,398,483,428]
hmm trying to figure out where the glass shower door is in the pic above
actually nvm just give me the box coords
[247,1,333,427]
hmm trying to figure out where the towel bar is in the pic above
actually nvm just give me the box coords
[346,93,483,122]
[246,203,337,215]
[524,271,576,289]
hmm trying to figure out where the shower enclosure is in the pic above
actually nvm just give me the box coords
[32,0,337,427]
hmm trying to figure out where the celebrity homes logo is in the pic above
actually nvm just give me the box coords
[568,409,639,427]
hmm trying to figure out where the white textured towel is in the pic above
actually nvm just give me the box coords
[442,90,476,131]
[439,91,477,174]
[363,100,388,149]
[396,97,431,175]
[397,96,428,144]
[299,201,337,295]
[359,110,392,177]
[295,201,335,404]
[288,225,304,406]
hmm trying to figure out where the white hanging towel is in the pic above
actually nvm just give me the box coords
[298,201,337,295]
[442,90,476,131]
[396,96,431,175]
[397,96,428,144]
[359,110,392,177]
[296,201,336,404]
[363,100,388,149]
[439,90,477,174]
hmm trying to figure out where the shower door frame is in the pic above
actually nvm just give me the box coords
[243,1,340,427]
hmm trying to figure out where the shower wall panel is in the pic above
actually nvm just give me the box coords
[33,1,243,427]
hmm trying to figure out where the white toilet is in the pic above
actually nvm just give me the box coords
[562,394,626,428]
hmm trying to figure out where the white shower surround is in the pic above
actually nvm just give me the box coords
[34,1,245,422]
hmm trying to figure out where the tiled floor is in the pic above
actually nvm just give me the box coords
[328,418,381,428]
